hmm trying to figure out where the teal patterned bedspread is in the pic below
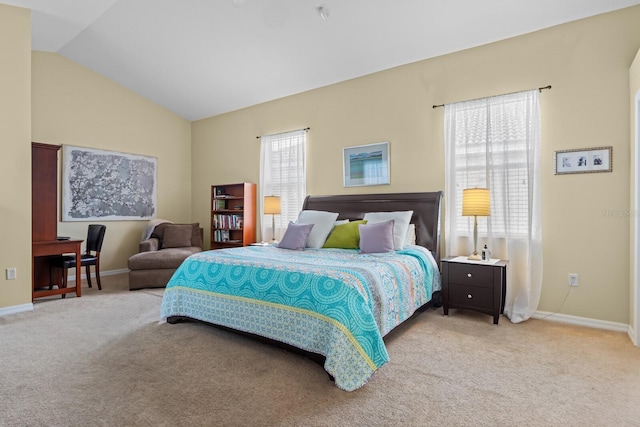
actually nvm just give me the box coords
[160,245,438,391]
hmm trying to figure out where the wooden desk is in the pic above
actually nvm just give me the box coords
[32,239,83,300]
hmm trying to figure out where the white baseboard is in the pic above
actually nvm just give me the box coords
[67,268,129,281]
[533,310,629,333]
[0,303,34,317]
[0,268,129,318]
[628,324,638,346]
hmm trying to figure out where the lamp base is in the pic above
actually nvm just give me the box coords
[467,253,482,261]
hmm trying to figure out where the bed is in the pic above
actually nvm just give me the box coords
[161,191,443,391]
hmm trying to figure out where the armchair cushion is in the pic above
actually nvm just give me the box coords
[128,247,199,270]
[162,224,193,248]
[151,222,203,248]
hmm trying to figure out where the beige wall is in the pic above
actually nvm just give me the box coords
[192,6,640,324]
[0,47,191,311]
[630,49,640,341]
[31,52,192,279]
[0,4,31,308]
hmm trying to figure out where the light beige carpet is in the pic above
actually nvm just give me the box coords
[1,274,639,427]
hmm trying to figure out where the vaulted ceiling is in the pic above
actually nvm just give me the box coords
[5,0,640,120]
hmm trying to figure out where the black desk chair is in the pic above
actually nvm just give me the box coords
[51,224,107,292]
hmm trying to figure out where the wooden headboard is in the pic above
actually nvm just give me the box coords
[302,191,443,262]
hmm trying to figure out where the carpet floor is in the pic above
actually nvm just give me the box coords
[1,274,639,426]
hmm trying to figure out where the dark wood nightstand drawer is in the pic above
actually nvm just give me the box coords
[449,283,494,311]
[448,263,494,288]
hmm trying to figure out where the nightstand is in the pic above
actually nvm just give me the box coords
[441,256,507,324]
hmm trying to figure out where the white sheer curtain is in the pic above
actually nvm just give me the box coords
[260,129,306,242]
[444,90,542,323]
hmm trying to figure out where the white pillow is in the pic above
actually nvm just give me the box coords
[296,210,339,248]
[404,223,416,246]
[363,211,413,250]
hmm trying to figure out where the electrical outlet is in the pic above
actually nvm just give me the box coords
[6,268,17,280]
[568,273,579,287]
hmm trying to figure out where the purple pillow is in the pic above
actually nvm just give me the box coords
[278,222,315,250]
[358,220,395,253]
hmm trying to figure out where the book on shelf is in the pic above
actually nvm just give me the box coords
[213,214,244,230]
[213,229,231,242]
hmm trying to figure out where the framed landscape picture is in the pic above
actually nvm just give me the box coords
[62,145,157,221]
[343,142,390,187]
[554,146,612,175]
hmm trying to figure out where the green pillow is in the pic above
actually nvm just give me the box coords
[322,220,367,249]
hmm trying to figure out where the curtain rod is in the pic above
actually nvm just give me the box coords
[432,85,551,109]
[256,127,310,139]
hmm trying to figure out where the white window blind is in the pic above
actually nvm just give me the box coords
[260,129,306,241]
[448,94,537,238]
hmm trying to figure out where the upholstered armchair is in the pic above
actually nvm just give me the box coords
[128,222,203,290]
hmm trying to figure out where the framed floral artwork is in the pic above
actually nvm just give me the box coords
[62,145,157,221]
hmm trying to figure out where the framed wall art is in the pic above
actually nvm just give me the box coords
[62,145,157,221]
[343,142,390,187]
[554,146,612,175]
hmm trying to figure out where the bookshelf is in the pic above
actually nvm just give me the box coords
[211,183,256,249]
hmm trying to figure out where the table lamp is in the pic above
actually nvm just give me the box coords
[462,188,490,260]
[263,195,281,243]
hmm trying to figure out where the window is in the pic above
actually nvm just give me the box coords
[444,90,542,323]
[446,93,540,238]
[260,129,306,241]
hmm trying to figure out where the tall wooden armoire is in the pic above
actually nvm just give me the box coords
[31,142,83,299]
[32,142,60,242]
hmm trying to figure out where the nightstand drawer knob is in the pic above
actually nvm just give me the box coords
[467,273,472,278]
[467,294,472,299]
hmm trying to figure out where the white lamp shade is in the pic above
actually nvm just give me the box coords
[264,196,281,215]
[462,188,491,217]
